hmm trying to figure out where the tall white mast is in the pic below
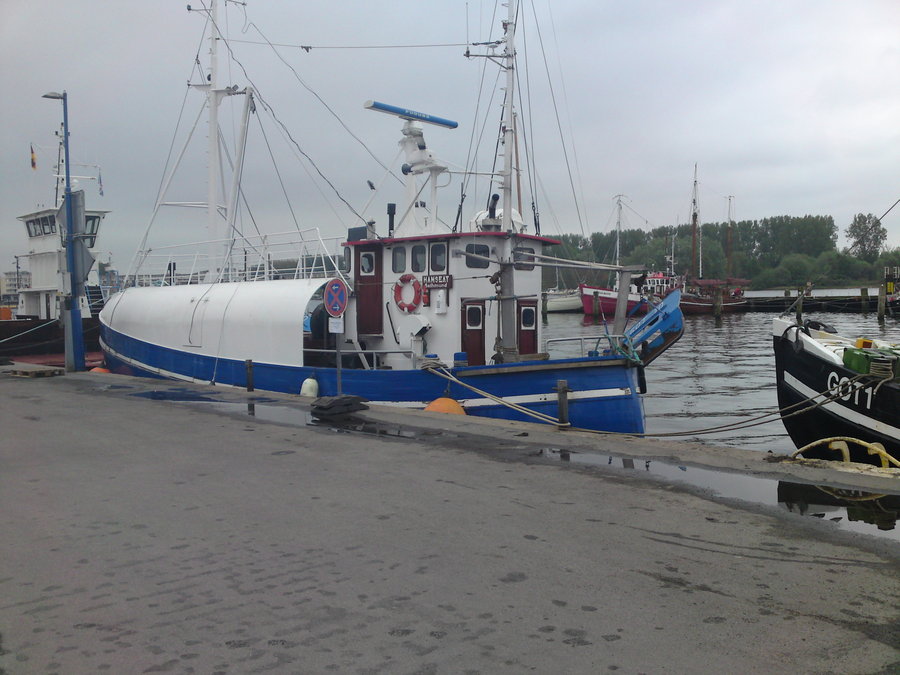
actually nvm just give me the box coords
[205,0,227,276]
[500,1,516,233]
[614,194,624,266]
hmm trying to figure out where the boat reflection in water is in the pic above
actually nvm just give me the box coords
[778,482,900,531]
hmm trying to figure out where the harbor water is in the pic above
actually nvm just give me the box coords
[544,309,900,453]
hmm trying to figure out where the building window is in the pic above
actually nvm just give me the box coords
[430,243,447,272]
[411,245,426,273]
[465,244,490,269]
[514,247,535,270]
[392,247,406,273]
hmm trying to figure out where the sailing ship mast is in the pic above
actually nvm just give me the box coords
[689,164,701,280]
[726,195,734,279]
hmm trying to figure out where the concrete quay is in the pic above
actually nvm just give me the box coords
[1,368,898,674]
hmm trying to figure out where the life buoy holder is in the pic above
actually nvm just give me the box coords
[394,274,422,313]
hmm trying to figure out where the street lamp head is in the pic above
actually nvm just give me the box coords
[42,91,64,100]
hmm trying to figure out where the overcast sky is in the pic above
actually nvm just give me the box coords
[2,0,898,273]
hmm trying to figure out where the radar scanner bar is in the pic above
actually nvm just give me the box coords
[364,100,458,129]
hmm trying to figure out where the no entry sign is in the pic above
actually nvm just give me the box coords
[324,278,349,317]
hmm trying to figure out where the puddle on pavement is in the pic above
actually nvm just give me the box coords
[540,448,900,542]
[138,391,899,542]
[174,400,424,439]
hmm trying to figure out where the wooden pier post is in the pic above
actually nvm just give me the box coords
[245,359,254,392]
[713,287,723,318]
[860,287,869,313]
[554,379,571,428]
[795,291,803,323]
[878,284,886,323]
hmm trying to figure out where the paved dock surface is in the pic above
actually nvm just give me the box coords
[1,370,898,674]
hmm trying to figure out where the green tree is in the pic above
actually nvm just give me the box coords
[753,215,837,266]
[845,213,887,263]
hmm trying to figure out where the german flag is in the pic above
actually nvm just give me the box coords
[30,144,36,170]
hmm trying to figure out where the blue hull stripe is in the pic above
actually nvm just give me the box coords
[101,326,645,433]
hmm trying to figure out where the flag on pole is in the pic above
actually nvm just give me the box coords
[98,169,104,196]
[30,144,37,170]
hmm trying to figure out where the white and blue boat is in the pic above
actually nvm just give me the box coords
[100,1,683,432]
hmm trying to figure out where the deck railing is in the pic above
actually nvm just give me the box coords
[124,228,348,288]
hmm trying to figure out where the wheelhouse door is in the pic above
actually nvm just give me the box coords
[355,245,383,336]
[461,301,486,366]
[517,300,538,355]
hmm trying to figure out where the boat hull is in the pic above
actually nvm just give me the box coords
[579,284,645,316]
[680,296,747,314]
[0,317,101,356]
[773,329,900,464]
[545,291,582,313]
[101,325,647,433]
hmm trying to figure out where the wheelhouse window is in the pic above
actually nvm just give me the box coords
[465,243,490,269]
[41,216,54,235]
[514,246,535,270]
[465,305,483,329]
[84,215,99,248]
[359,251,375,275]
[411,245,426,273]
[430,243,447,272]
[392,247,406,273]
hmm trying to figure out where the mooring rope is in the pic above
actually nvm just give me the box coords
[424,366,570,428]
[0,320,58,344]
[426,361,891,444]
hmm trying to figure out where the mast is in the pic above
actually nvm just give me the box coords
[205,0,230,277]
[726,195,734,279]
[614,194,624,266]
[500,0,516,233]
[690,164,700,280]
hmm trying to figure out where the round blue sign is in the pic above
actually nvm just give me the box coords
[324,278,349,317]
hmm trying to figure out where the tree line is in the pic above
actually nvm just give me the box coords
[543,213,895,290]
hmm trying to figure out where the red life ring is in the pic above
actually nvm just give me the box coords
[393,273,422,313]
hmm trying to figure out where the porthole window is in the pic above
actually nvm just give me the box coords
[465,244,490,269]
[392,247,406,273]
[521,306,536,329]
[466,305,483,329]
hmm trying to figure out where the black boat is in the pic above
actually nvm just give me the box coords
[772,316,900,466]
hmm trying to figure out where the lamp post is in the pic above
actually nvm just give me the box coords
[42,90,85,371]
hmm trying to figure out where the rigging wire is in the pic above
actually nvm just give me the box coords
[197,1,369,225]
[242,21,395,178]
[526,0,585,238]
[225,38,469,51]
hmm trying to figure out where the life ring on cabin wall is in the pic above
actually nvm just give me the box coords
[393,273,422,313]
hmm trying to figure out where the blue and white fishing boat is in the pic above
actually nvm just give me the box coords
[100,1,683,432]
